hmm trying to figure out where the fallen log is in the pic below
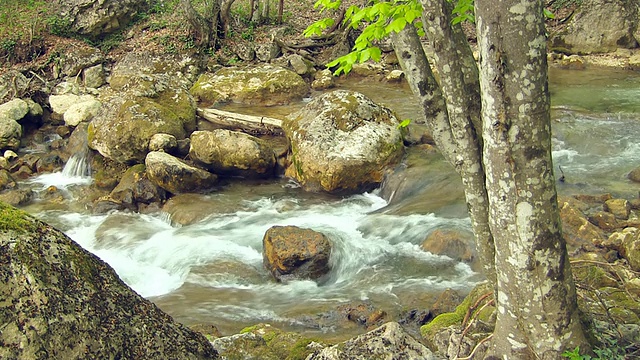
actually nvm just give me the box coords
[197,108,285,136]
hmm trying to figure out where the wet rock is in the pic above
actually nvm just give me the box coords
[351,62,384,77]
[110,164,166,210]
[307,322,437,360]
[149,133,178,154]
[0,157,8,169]
[559,55,586,70]
[0,188,34,206]
[283,90,404,194]
[190,64,309,106]
[145,151,217,195]
[604,198,631,220]
[0,169,17,190]
[162,193,246,226]
[92,196,126,214]
[629,167,640,183]
[190,130,276,178]
[262,225,332,282]
[430,288,462,318]
[0,202,218,359]
[421,228,476,263]
[35,154,64,173]
[589,211,619,232]
[337,302,388,329]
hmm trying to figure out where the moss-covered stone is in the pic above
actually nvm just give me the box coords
[421,282,494,340]
[0,201,37,234]
[190,65,309,107]
[214,324,320,360]
[0,202,218,359]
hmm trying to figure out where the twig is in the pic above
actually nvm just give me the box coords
[454,334,493,360]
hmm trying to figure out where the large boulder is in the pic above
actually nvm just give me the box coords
[550,0,639,54]
[283,90,404,194]
[88,53,198,164]
[262,225,332,282]
[59,0,147,40]
[189,130,276,178]
[0,202,217,359]
[190,65,309,106]
[307,322,437,360]
[145,151,218,195]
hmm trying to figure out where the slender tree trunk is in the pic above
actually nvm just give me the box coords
[249,0,256,21]
[417,0,496,286]
[277,0,284,24]
[261,0,270,23]
[474,0,588,357]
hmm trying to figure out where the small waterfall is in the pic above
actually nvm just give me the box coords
[62,148,91,178]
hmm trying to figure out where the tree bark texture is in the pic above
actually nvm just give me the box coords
[393,0,589,357]
[474,0,588,358]
[417,0,496,286]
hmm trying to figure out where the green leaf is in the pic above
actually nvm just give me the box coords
[544,8,555,19]
[398,119,411,128]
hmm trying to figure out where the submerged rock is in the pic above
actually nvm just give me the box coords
[262,225,332,282]
[0,202,218,359]
[283,90,404,194]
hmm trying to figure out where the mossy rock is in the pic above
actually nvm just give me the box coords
[0,201,38,234]
[190,65,309,107]
[421,282,495,340]
[215,324,321,360]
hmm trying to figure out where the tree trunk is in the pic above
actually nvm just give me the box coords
[418,0,496,286]
[179,0,224,49]
[261,0,270,23]
[393,0,589,357]
[277,0,284,24]
[474,0,588,357]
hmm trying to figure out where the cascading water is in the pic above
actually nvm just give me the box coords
[29,141,92,189]
[18,67,640,338]
[62,147,91,178]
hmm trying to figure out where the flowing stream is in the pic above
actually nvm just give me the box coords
[17,67,640,339]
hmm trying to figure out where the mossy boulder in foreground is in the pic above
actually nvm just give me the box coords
[0,201,217,359]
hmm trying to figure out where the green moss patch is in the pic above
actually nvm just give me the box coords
[0,201,37,234]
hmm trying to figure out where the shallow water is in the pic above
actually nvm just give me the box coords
[19,66,640,338]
